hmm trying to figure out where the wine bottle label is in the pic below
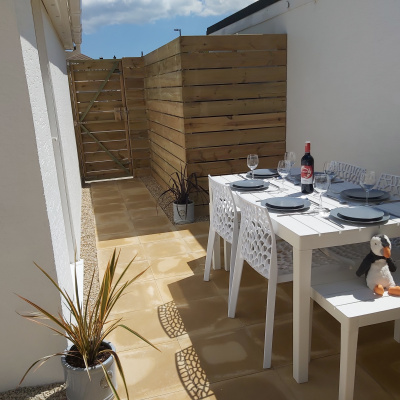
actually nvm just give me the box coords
[301,165,313,184]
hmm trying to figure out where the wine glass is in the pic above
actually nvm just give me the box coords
[277,160,291,191]
[360,170,376,206]
[247,154,259,180]
[284,151,296,180]
[314,174,330,214]
[323,161,338,192]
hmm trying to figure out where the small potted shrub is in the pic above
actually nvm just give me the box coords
[17,249,158,400]
[159,166,208,224]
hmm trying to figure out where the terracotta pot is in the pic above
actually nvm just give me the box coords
[173,201,194,224]
[61,341,117,400]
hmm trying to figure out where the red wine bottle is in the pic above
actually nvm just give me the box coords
[301,141,314,194]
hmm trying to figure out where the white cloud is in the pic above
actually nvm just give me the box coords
[82,0,255,33]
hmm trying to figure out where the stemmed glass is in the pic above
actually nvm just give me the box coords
[324,161,338,192]
[277,160,291,192]
[284,151,296,180]
[359,170,376,206]
[314,174,330,214]
[247,154,259,180]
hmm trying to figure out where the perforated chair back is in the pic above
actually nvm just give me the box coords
[208,175,238,244]
[376,173,400,199]
[334,161,366,184]
[235,194,277,280]
[204,176,240,282]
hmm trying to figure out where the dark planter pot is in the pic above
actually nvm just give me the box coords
[61,341,117,400]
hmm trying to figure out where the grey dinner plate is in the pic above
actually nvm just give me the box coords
[253,169,278,176]
[246,170,279,179]
[330,207,390,224]
[341,188,388,200]
[261,198,311,211]
[230,181,270,192]
[337,206,384,222]
[232,179,265,189]
[264,197,305,209]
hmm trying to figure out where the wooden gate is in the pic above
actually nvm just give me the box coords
[68,58,146,181]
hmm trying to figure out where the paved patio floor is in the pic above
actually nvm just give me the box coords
[91,178,400,400]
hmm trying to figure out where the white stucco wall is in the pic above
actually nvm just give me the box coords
[0,0,78,391]
[212,0,400,176]
[40,2,82,261]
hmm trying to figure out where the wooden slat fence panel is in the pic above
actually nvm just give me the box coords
[142,34,287,216]
[68,59,133,180]
[122,57,149,176]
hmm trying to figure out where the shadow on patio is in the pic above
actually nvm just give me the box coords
[91,178,400,400]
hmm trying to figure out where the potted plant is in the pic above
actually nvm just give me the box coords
[17,249,158,400]
[159,166,208,224]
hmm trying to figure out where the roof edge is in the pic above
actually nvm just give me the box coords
[207,0,280,35]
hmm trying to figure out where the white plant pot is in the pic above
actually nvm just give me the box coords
[61,341,117,400]
[173,201,194,224]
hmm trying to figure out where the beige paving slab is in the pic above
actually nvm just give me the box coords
[96,236,140,249]
[116,341,189,400]
[276,354,393,400]
[209,370,296,400]
[107,306,180,352]
[150,254,204,279]
[97,244,146,269]
[141,238,190,260]
[137,230,180,244]
[182,235,208,254]
[177,328,264,384]
[98,260,153,283]
[110,280,164,314]
[93,203,127,214]
[176,221,210,239]
[127,206,165,221]
[176,296,244,337]
[156,274,221,305]
[94,210,130,226]
[117,178,146,189]
[356,321,400,399]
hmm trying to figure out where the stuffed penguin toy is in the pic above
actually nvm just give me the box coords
[356,234,400,296]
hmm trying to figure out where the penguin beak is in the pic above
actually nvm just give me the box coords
[383,246,391,258]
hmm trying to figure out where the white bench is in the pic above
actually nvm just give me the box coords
[311,267,400,400]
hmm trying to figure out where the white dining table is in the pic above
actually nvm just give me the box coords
[213,174,400,383]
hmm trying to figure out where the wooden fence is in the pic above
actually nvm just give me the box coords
[68,34,287,215]
[68,58,149,181]
[145,35,287,215]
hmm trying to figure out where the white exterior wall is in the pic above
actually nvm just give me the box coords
[39,2,82,262]
[212,0,400,176]
[0,0,80,391]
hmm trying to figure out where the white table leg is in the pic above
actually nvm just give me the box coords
[293,248,313,383]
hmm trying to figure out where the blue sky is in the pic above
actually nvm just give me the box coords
[80,0,255,59]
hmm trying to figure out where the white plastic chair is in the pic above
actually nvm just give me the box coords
[310,266,400,400]
[204,176,239,290]
[334,161,366,184]
[321,173,400,266]
[228,194,334,368]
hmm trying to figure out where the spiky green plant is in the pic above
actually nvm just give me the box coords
[17,249,158,400]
